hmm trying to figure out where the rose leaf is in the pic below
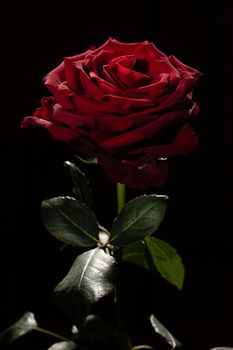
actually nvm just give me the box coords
[0,312,37,345]
[64,161,94,209]
[122,240,149,269]
[41,196,99,247]
[54,248,117,328]
[145,237,185,290]
[149,314,182,349]
[47,341,84,350]
[109,195,168,246]
[209,348,233,350]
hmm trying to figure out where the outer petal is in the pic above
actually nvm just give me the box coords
[148,59,180,83]
[101,109,189,149]
[144,42,167,60]
[86,38,166,63]
[97,154,151,188]
[133,156,168,187]
[53,82,75,110]
[33,96,55,119]
[126,124,198,158]
[84,115,134,132]
[44,49,92,93]
[168,55,201,80]
[101,94,154,111]
[51,104,85,128]
[87,38,144,56]
[97,154,168,188]
[20,116,78,141]
[43,62,65,95]
[157,77,198,111]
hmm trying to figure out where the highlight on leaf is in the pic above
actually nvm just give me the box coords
[54,248,117,327]
[0,312,37,346]
[47,341,82,350]
[149,314,182,349]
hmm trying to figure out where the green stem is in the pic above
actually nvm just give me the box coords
[116,183,129,349]
[34,326,70,342]
[117,183,126,213]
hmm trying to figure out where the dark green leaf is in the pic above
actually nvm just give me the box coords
[41,196,99,247]
[47,341,84,349]
[145,237,185,290]
[64,161,93,209]
[122,240,149,269]
[149,314,182,348]
[54,248,117,327]
[109,195,168,246]
[0,312,37,345]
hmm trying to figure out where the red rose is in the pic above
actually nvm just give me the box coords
[21,38,200,188]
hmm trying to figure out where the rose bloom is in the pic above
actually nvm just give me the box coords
[21,38,201,188]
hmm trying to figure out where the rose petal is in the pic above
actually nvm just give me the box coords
[97,154,151,188]
[54,82,75,110]
[103,64,127,88]
[78,65,105,99]
[90,71,130,97]
[64,58,86,92]
[127,124,198,158]
[87,39,166,67]
[107,54,137,69]
[173,123,198,153]
[89,38,146,56]
[51,104,85,128]
[69,134,98,155]
[101,131,144,148]
[101,109,189,149]
[73,94,120,116]
[158,77,198,110]
[148,59,180,82]
[44,62,65,95]
[21,116,77,141]
[90,71,169,104]
[101,94,154,112]
[109,62,151,88]
[141,159,168,187]
[133,156,168,187]
[97,154,168,188]
[33,96,55,119]
[137,109,189,138]
[144,42,167,60]
[168,55,201,80]
[87,49,118,75]
[128,80,171,104]
[88,115,134,132]
[44,50,92,93]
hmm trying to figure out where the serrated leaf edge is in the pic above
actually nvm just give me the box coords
[146,237,184,289]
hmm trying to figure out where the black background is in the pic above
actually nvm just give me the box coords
[1,1,233,349]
